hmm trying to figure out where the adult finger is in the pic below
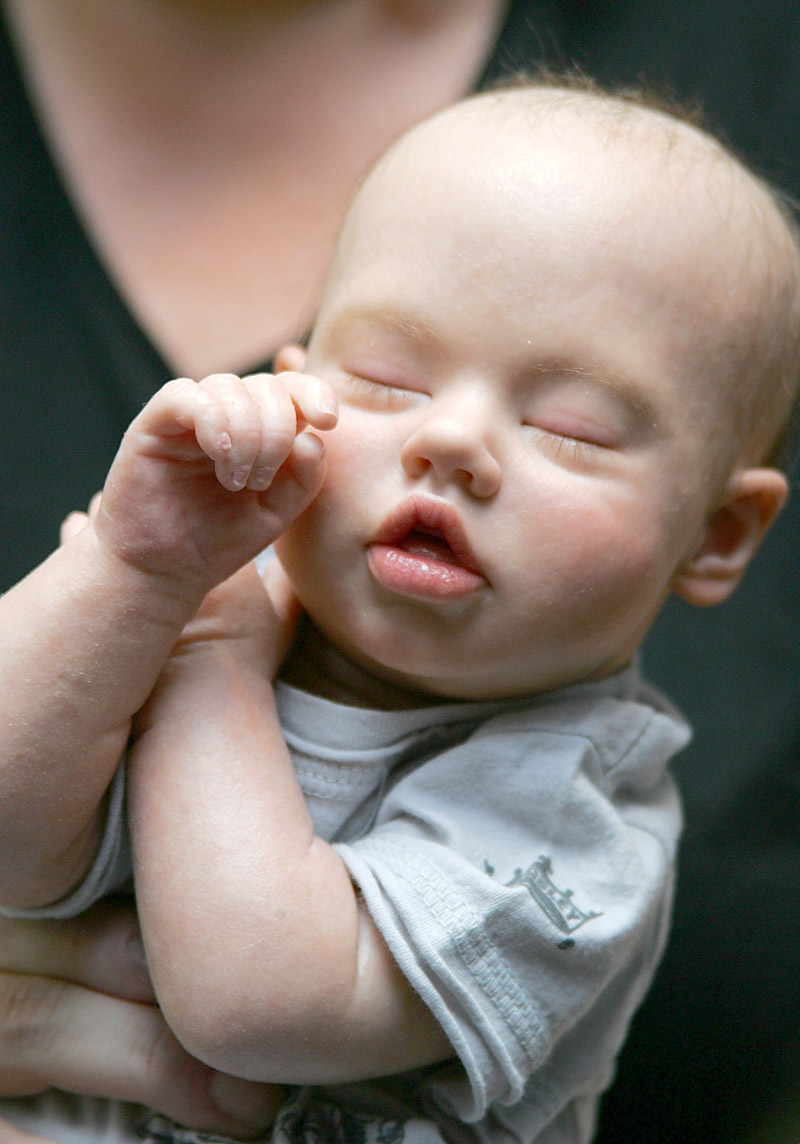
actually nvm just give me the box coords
[0,899,154,1003]
[0,972,283,1136]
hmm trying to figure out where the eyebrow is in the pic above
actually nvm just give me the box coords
[322,304,440,348]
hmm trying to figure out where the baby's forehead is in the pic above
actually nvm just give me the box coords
[325,87,800,472]
[341,90,763,294]
[344,88,779,322]
[373,89,747,216]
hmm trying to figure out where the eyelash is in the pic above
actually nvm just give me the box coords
[525,426,602,464]
[343,377,613,462]
[343,374,420,411]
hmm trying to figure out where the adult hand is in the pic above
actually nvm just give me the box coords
[0,899,284,1139]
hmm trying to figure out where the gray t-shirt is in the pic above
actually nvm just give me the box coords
[1,661,688,1144]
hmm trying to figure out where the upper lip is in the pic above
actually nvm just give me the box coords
[371,496,485,577]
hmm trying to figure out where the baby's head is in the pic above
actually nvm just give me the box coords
[276,81,799,702]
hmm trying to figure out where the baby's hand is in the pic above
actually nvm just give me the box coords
[92,372,337,598]
[172,559,300,681]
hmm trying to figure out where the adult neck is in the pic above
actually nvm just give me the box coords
[4,1,504,99]
[3,0,508,375]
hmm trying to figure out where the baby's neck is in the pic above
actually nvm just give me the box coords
[279,617,451,711]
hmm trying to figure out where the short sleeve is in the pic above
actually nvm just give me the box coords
[0,758,131,919]
[333,702,684,1125]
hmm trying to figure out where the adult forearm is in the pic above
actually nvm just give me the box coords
[0,528,200,908]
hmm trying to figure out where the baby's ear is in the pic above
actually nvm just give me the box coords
[274,343,308,373]
[672,468,788,607]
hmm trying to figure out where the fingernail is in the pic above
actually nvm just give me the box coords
[209,1073,281,1124]
[319,398,338,418]
[230,468,250,489]
[300,432,324,456]
[250,465,276,490]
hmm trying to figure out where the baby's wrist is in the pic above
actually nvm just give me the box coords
[85,525,209,631]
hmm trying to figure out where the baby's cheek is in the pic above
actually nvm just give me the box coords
[552,505,667,623]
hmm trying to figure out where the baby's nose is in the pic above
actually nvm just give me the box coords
[399,404,501,497]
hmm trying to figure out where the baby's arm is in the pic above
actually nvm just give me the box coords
[128,567,453,1084]
[0,372,335,910]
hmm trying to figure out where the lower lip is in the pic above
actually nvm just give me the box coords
[367,544,487,601]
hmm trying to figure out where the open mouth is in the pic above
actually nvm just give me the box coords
[397,528,463,565]
[367,498,487,600]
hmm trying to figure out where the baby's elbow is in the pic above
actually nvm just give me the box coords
[152,961,324,1081]
[149,963,260,1077]
[157,991,258,1077]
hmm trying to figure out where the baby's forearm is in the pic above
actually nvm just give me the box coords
[0,371,334,912]
[0,526,201,909]
[128,644,451,1084]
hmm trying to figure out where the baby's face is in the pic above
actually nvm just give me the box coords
[276,103,739,701]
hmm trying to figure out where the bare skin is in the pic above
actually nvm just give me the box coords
[0,371,336,909]
[2,92,788,1099]
[0,1,507,1128]
[0,902,285,1141]
[4,0,507,375]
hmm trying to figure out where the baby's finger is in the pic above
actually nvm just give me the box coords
[240,373,300,491]
[59,493,103,546]
[257,430,327,529]
[60,511,88,545]
[86,492,103,522]
[193,374,265,492]
[260,558,303,667]
[275,342,308,373]
[260,557,299,623]
[271,370,338,433]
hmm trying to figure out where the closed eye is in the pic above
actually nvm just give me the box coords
[341,373,426,412]
[524,425,615,467]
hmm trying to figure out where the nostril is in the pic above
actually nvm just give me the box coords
[399,438,432,480]
[469,455,502,498]
[400,413,501,496]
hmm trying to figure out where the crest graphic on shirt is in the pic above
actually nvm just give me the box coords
[505,855,602,935]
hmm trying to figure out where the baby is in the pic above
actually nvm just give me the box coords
[1,80,797,1144]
